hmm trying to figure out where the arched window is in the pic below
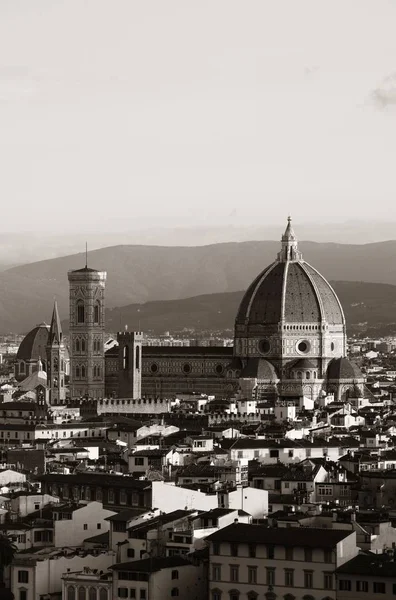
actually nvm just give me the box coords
[171,589,179,597]
[306,371,311,379]
[94,301,100,324]
[81,339,86,352]
[77,301,85,324]
[99,589,108,600]
[75,366,80,379]
[297,371,302,379]
[81,366,86,378]
[75,339,80,352]
[313,372,317,379]
[212,590,222,600]
[171,570,179,580]
[67,587,76,600]
[136,345,140,370]
[78,585,86,600]
[229,591,240,600]
[123,345,129,370]
[89,587,97,600]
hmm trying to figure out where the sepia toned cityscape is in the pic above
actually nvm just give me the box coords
[2,2,396,600]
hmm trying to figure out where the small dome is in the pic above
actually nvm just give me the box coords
[291,358,319,370]
[17,324,49,361]
[327,357,363,380]
[240,358,278,381]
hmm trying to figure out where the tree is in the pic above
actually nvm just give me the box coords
[0,534,17,587]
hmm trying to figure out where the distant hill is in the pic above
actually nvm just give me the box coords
[3,240,396,332]
[60,280,396,336]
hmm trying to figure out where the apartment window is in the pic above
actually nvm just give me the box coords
[229,592,240,600]
[18,571,29,584]
[108,489,115,503]
[248,544,256,558]
[97,523,101,530]
[135,457,145,466]
[118,589,128,598]
[304,570,313,589]
[171,589,179,597]
[171,570,179,580]
[267,544,275,559]
[357,580,368,592]
[19,591,27,600]
[324,549,333,563]
[83,524,88,530]
[230,565,239,582]
[339,580,352,591]
[324,572,333,589]
[211,590,222,600]
[140,591,146,600]
[284,569,294,587]
[230,543,239,557]
[129,591,136,599]
[302,547,312,562]
[248,566,257,584]
[266,568,275,586]
[373,582,386,594]
[247,593,258,600]
[270,450,279,458]
[285,547,293,561]
[212,564,221,581]
[212,542,220,555]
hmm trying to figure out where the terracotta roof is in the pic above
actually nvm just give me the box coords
[327,357,363,380]
[336,553,396,577]
[236,260,344,327]
[17,324,49,361]
[111,555,191,573]
[207,523,353,547]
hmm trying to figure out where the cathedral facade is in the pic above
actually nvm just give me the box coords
[17,218,365,403]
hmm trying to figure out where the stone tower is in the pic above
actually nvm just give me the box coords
[46,300,66,405]
[68,264,106,400]
[117,330,143,398]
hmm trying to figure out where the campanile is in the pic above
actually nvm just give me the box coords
[68,265,106,400]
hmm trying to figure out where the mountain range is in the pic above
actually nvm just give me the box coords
[2,240,396,333]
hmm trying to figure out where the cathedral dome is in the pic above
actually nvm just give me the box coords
[235,218,345,328]
[240,358,278,381]
[16,323,50,361]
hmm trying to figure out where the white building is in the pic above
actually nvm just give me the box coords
[207,523,359,600]
[54,501,116,548]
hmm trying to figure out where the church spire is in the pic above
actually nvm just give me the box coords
[49,300,63,345]
[277,216,302,262]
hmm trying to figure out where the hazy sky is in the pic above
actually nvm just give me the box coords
[1,0,396,233]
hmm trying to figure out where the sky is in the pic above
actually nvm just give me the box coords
[1,0,396,234]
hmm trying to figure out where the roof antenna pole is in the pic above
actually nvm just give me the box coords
[85,242,88,268]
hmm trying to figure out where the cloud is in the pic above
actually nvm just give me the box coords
[371,73,396,108]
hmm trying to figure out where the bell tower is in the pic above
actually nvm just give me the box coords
[46,300,66,405]
[68,263,106,400]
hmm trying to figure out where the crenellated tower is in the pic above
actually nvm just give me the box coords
[46,300,66,405]
[68,264,106,400]
[117,330,143,399]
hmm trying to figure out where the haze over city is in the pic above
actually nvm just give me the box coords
[1,0,396,238]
